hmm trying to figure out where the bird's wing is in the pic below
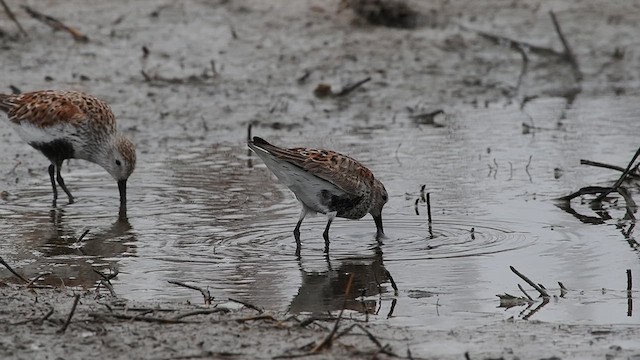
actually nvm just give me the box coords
[248,137,374,196]
[0,91,114,130]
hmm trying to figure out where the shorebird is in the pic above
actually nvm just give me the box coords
[0,90,136,211]
[248,136,388,253]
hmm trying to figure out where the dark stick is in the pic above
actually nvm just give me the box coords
[549,11,581,80]
[173,308,230,320]
[89,312,193,324]
[593,147,640,202]
[461,25,563,58]
[334,77,371,97]
[557,186,612,201]
[510,266,550,298]
[247,123,252,142]
[414,198,419,216]
[0,0,27,36]
[426,193,432,223]
[76,229,90,242]
[27,272,51,288]
[168,280,213,305]
[0,256,29,283]
[580,159,640,179]
[517,284,534,302]
[420,185,426,202]
[594,146,640,202]
[228,298,263,313]
[58,294,80,333]
[628,269,633,317]
[21,5,89,42]
[559,281,568,297]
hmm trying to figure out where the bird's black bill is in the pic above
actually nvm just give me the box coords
[118,179,127,218]
[373,214,384,236]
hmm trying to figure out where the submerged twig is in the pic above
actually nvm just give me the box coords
[0,256,29,283]
[510,266,550,298]
[517,284,534,302]
[228,298,263,313]
[426,193,432,224]
[594,146,640,202]
[168,280,213,305]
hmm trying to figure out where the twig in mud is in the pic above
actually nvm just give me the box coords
[21,5,89,42]
[0,256,29,283]
[549,11,581,80]
[616,187,637,220]
[426,193,432,224]
[168,280,213,305]
[525,155,533,181]
[11,306,54,325]
[510,266,550,298]
[414,198,420,216]
[334,77,371,97]
[594,146,640,202]
[312,273,354,352]
[517,284,534,302]
[58,294,80,333]
[172,308,230,320]
[228,298,263,313]
[581,159,640,180]
[420,185,426,203]
[334,323,384,349]
[627,269,633,293]
[90,312,194,324]
[461,25,562,58]
[0,0,27,36]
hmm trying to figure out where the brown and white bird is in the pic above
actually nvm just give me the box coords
[0,90,136,212]
[248,136,388,253]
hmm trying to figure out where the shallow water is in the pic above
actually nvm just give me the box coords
[2,95,640,330]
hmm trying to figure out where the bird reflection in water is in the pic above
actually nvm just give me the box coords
[289,244,397,318]
[2,207,136,288]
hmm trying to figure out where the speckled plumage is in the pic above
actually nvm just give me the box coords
[0,90,136,210]
[248,136,387,253]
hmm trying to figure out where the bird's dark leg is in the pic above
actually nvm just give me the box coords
[294,206,308,256]
[48,164,58,207]
[323,212,337,253]
[55,160,74,204]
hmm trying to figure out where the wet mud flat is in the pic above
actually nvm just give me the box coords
[2,285,640,360]
[2,0,640,359]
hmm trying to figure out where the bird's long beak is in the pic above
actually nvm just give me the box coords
[118,179,127,217]
[373,214,384,236]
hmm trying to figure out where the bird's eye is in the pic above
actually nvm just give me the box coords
[115,160,122,166]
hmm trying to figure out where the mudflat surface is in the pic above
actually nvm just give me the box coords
[2,0,640,359]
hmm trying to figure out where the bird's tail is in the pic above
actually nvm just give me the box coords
[0,94,15,114]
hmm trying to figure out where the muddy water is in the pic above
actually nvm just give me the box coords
[2,94,639,330]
